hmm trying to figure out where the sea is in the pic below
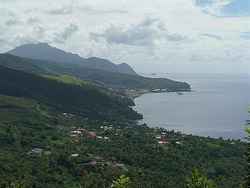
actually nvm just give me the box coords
[133,73,250,140]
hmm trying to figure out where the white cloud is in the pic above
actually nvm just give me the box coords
[0,0,249,74]
[27,17,40,24]
[90,17,185,46]
[5,19,21,25]
[54,21,79,43]
[198,0,233,16]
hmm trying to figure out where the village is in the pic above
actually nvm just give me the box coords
[27,111,191,172]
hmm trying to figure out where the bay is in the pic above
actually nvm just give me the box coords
[133,73,250,140]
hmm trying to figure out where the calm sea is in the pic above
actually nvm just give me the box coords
[133,73,250,140]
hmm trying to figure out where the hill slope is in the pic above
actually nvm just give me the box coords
[0,54,191,92]
[6,43,137,75]
[0,64,142,120]
[0,92,247,188]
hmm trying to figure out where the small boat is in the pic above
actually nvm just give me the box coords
[177,92,184,95]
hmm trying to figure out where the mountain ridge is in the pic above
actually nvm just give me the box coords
[6,43,137,75]
[0,53,191,92]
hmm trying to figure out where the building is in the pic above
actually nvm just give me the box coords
[28,148,44,155]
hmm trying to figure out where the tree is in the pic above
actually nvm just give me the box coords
[186,169,216,188]
[239,109,250,188]
[109,175,131,188]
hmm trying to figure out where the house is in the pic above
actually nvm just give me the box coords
[89,161,97,165]
[71,154,79,157]
[56,125,64,130]
[93,156,103,162]
[69,134,78,138]
[44,148,51,155]
[28,148,44,155]
[70,130,82,135]
[176,142,182,145]
[152,89,161,92]
[158,141,171,145]
[88,132,96,136]
[113,164,125,169]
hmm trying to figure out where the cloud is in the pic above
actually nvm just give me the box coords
[200,33,222,40]
[196,0,233,16]
[54,21,79,43]
[5,19,21,25]
[27,17,40,24]
[0,0,249,73]
[87,9,128,15]
[90,24,158,46]
[0,38,7,43]
[139,17,159,26]
[46,4,74,15]
[240,32,250,40]
[90,17,185,46]
[33,26,45,36]
[190,52,242,62]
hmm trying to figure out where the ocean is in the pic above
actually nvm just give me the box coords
[133,73,250,140]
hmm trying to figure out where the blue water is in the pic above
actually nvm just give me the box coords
[133,73,250,140]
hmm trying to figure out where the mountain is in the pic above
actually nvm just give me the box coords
[0,53,48,74]
[6,43,137,75]
[0,54,191,91]
[117,62,138,75]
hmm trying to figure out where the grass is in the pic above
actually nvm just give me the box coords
[0,94,38,109]
[42,75,89,86]
[206,142,221,148]
[127,89,150,100]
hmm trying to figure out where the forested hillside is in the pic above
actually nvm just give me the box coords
[0,65,141,121]
[0,54,191,92]
[0,93,247,188]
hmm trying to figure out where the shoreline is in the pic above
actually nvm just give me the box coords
[131,90,248,141]
[128,89,192,100]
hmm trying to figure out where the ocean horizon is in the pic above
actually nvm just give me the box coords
[133,73,249,140]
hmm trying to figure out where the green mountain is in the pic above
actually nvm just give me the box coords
[6,43,137,75]
[0,64,142,121]
[0,54,191,92]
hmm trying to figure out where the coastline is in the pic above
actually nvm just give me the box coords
[131,73,249,140]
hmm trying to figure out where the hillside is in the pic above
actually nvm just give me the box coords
[0,93,247,188]
[0,65,142,121]
[0,54,191,92]
[6,43,137,75]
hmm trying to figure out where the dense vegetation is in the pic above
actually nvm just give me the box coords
[0,54,191,91]
[0,65,142,121]
[0,57,247,187]
[0,90,247,187]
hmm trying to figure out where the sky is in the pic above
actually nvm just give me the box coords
[0,0,249,74]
